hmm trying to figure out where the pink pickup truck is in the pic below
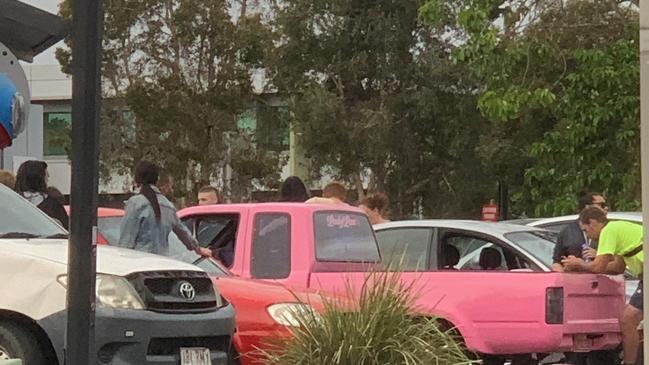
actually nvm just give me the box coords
[177,203,625,362]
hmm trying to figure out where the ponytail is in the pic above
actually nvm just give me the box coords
[140,184,161,222]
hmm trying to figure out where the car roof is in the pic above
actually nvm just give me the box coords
[179,202,364,216]
[528,211,642,226]
[373,219,544,236]
[97,207,125,217]
[64,205,125,217]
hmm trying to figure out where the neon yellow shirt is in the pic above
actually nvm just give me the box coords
[597,221,644,276]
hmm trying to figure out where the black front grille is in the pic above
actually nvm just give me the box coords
[128,271,218,314]
[147,336,231,356]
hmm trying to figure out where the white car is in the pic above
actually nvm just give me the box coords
[524,212,642,233]
[0,184,235,365]
[373,220,555,272]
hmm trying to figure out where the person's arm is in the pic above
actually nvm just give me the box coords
[562,253,614,273]
[118,199,141,249]
[551,263,565,272]
[172,215,212,257]
[604,255,627,275]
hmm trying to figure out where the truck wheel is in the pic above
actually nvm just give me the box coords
[0,321,47,365]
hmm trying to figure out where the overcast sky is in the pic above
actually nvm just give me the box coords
[20,0,62,64]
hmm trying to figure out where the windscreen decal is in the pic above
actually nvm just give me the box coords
[326,214,360,229]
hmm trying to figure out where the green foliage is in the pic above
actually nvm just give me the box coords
[269,0,496,217]
[261,271,477,365]
[420,0,641,216]
[525,39,641,215]
[57,0,282,202]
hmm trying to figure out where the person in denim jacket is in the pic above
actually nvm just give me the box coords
[118,161,212,257]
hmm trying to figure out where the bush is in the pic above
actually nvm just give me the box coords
[261,272,478,365]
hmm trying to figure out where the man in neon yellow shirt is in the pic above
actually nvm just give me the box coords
[563,206,643,365]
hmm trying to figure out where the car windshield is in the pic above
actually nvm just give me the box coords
[97,215,228,277]
[314,211,381,262]
[504,231,556,267]
[0,185,68,238]
[97,217,122,244]
[168,232,228,277]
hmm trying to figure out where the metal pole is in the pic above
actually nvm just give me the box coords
[640,0,649,363]
[66,0,103,363]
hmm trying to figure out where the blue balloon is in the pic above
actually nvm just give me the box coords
[0,73,17,148]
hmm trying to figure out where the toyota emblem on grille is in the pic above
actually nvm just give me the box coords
[179,281,196,301]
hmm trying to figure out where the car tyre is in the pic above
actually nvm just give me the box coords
[0,321,47,365]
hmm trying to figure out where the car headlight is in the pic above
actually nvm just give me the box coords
[267,303,319,327]
[57,274,145,310]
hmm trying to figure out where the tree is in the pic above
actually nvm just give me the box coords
[420,0,640,216]
[57,0,282,202]
[268,0,495,218]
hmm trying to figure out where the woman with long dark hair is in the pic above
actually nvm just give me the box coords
[118,160,212,257]
[15,160,69,229]
[278,176,310,202]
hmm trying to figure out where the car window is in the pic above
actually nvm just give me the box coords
[251,213,291,279]
[441,231,533,271]
[193,215,239,248]
[0,185,67,238]
[192,258,229,277]
[504,231,556,268]
[167,232,227,277]
[314,211,381,262]
[445,235,506,271]
[375,228,432,271]
[97,216,122,245]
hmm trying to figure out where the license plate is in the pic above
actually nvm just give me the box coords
[180,347,212,365]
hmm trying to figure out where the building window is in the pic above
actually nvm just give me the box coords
[256,104,289,152]
[44,112,72,156]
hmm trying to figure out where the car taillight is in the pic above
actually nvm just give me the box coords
[546,287,564,324]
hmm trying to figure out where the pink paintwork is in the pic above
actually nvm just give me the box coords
[178,203,625,356]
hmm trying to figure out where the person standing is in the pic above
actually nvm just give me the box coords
[552,194,620,365]
[551,192,608,273]
[15,160,68,229]
[359,193,390,225]
[278,176,309,202]
[306,181,347,204]
[197,186,221,205]
[563,207,643,365]
[118,161,211,258]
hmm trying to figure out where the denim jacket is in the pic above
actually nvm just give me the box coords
[118,185,198,256]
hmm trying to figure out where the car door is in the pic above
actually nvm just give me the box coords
[374,226,434,271]
[181,211,250,276]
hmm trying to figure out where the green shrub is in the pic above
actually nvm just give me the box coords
[261,272,479,365]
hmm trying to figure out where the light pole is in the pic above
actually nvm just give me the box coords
[66,0,103,363]
[640,0,649,363]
